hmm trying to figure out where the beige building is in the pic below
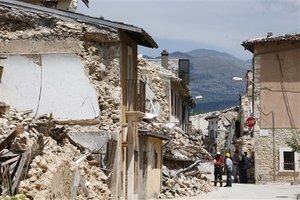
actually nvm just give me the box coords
[242,33,300,183]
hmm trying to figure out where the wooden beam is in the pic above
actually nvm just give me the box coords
[53,119,100,126]
[0,128,23,152]
[11,151,28,194]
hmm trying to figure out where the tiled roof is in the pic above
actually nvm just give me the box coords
[242,33,300,52]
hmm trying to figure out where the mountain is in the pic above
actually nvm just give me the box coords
[169,49,250,113]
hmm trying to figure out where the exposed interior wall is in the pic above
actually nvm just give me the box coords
[0,54,100,120]
[0,4,121,131]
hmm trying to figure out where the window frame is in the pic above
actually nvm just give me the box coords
[279,147,299,172]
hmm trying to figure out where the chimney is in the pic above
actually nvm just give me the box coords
[267,32,273,37]
[161,50,169,69]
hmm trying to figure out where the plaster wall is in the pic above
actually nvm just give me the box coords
[253,43,300,129]
[258,48,300,129]
[146,136,162,199]
[0,54,100,120]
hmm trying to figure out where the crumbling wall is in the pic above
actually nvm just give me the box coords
[138,58,177,122]
[0,4,122,199]
[0,5,121,133]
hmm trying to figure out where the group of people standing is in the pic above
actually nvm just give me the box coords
[213,150,249,187]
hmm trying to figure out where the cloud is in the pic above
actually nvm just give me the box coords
[78,0,300,59]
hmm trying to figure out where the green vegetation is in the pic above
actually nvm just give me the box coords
[0,194,27,200]
[286,135,300,153]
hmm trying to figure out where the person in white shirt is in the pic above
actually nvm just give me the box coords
[225,152,233,187]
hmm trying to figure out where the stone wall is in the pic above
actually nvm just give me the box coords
[254,129,300,183]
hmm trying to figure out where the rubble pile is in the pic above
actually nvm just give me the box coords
[160,162,213,199]
[0,108,111,199]
[164,127,212,167]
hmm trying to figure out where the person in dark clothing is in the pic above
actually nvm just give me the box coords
[232,150,240,183]
[239,152,249,183]
[213,152,224,187]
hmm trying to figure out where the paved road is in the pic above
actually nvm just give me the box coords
[174,161,300,200]
[174,183,300,199]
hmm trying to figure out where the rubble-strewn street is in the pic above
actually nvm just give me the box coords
[0,1,299,200]
[0,108,111,199]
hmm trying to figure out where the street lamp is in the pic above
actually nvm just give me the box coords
[195,95,203,100]
[232,77,243,82]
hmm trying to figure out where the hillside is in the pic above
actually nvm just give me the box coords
[168,49,251,112]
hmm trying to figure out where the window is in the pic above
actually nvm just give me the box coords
[279,147,298,172]
[209,130,215,143]
[171,89,174,115]
[137,80,145,112]
[284,152,294,170]
[127,45,134,111]
[150,145,158,169]
[154,152,158,169]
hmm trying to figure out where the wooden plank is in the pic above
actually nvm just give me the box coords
[1,155,20,166]
[1,164,12,195]
[54,119,100,126]
[0,151,19,158]
[106,140,117,170]
[11,151,28,194]
[0,128,23,152]
[66,135,86,152]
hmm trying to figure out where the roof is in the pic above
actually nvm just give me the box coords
[242,33,300,53]
[0,0,158,48]
[138,129,169,140]
[204,113,220,120]
[171,77,190,97]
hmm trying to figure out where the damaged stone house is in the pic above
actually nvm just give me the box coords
[0,0,162,199]
[241,33,300,183]
[144,50,193,133]
[138,56,212,199]
[204,107,238,155]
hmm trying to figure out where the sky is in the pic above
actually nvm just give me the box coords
[78,0,300,60]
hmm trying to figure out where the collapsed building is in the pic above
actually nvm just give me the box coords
[138,57,213,198]
[0,0,165,199]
